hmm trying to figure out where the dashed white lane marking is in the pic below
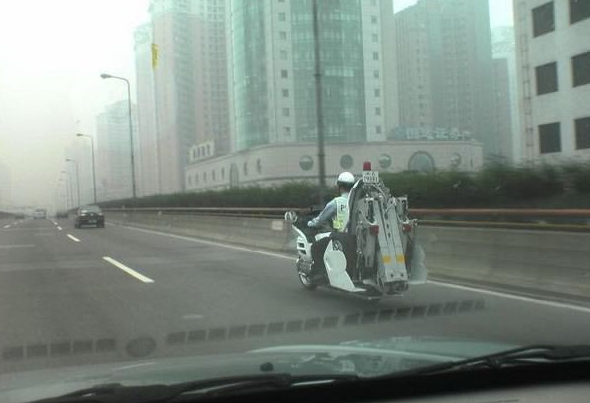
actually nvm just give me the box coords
[102,256,155,284]
[2,225,10,229]
[57,226,63,231]
[52,221,58,225]
[182,314,205,320]
[66,234,81,243]
[0,244,35,249]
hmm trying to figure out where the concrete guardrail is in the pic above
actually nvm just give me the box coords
[104,209,590,304]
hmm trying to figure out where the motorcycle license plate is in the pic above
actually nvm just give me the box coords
[362,171,380,184]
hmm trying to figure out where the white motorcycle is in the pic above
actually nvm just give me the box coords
[285,166,427,301]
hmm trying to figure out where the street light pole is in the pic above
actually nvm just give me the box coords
[61,171,74,210]
[100,73,137,199]
[76,133,97,204]
[66,159,81,208]
[59,178,69,210]
[312,0,326,205]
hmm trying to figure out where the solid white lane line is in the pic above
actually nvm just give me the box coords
[57,226,63,231]
[109,223,590,313]
[0,244,35,249]
[107,223,295,261]
[103,256,155,283]
[428,280,590,314]
[67,234,81,243]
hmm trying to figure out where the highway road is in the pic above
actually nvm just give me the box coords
[1,216,590,375]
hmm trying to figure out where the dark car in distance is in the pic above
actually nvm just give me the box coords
[74,205,105,228]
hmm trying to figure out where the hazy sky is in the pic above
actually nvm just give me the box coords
[0,0,513,208]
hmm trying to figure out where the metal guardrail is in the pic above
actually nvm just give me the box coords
[103,207,590,231]
[104,206,590,217]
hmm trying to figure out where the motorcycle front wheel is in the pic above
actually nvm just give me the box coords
[298,272,317,291]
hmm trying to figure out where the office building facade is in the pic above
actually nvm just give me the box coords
[514,0,590,161]
[393,0,496,156]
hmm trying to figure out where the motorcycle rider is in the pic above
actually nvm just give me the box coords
[306,172,356,279]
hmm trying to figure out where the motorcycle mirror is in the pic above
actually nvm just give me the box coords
[284,211,298,222]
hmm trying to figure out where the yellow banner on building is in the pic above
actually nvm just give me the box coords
[151,43,159,69]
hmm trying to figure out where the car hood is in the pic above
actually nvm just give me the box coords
[0,336,514,403]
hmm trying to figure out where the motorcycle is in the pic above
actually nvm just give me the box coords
[285,164,427,301]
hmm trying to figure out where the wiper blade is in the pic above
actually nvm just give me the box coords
[387,344,590,377]
[31,373,360,403]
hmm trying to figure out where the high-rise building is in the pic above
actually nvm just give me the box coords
[492,26,520,163]
[138,0,229,194]
[134,24,159,196]
[393,0,496,156]
[514,0,590,162]
[96,100,138,201]
[228,0,392,152]
[491,58,514,163]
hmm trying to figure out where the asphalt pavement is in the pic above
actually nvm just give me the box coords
[1,216,590,375]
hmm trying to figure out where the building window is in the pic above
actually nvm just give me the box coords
[284,126,292,136]
[572,51,590,87]
[532,2,555,37]
[279,31,287,40]
[278,12,286,21]
[373,70,380,79]
[570,0,590,24]
[535,62,558,95]
[372,51,379,60]
[375,107,381,116]
[539,122,561,153]
[374,89,380,97]
[203,171,207,182]
[340,155,354,169]
[299,155,314,171]
[379,154,392,169]
[371,16,378,24]
[221,167,225,180]
[243,162,248,176]
[282,107,290,117]
[256,158,262,174]
[375,125,382,134]
[282,88,289,97]
[280,50,288,60]
[370,0,377,5]
[575,117,590,149]
[372,33,378,42]
[281,69,288,78]
[212,170,216,181]
[408,151,435,173]
[188,176,192,186]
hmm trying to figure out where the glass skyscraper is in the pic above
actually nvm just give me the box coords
[229,0,388,151]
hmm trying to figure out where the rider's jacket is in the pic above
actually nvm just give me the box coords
[307,192,350,232]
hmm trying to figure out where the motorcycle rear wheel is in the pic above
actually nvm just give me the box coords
[298,272,317,291]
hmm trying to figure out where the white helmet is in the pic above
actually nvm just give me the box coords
[336,172,355,188]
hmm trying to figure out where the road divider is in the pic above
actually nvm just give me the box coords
[66,234,81,243]
[102,256,155,283]
[105,211,590,304]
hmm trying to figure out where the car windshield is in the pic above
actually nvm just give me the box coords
[80,205,101,213]
[1,0,590,402]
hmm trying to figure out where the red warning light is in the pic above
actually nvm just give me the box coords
[363,162,372,171]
